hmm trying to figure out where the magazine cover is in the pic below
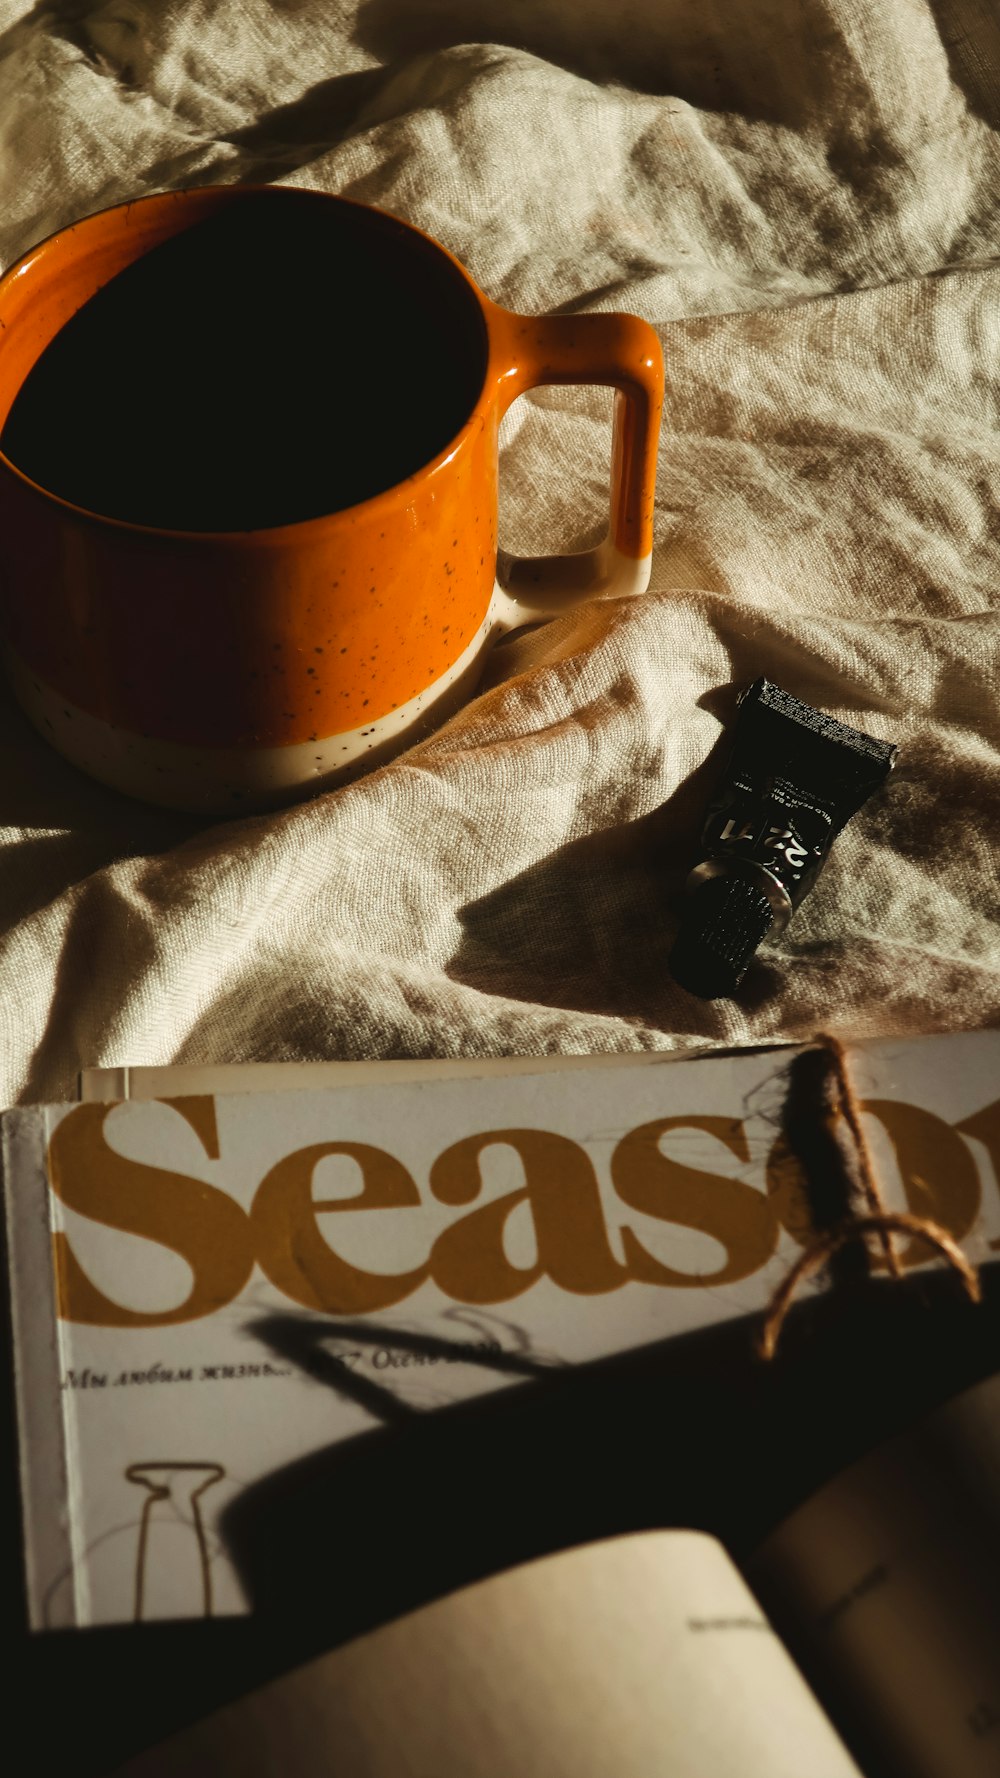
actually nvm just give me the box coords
[4,1034,998,1628]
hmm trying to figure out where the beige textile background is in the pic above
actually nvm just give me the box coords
[0,0,998,1103]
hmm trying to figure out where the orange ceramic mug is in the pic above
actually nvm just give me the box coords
[0,186,662,814]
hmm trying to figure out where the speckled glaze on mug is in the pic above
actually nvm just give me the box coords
[0,186,663,813]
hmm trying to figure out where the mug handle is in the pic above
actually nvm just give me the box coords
[486,305,664,626]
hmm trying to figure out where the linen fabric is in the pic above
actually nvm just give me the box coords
[1,0,998,1102]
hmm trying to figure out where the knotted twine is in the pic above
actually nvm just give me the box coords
[758,1034,981,1360]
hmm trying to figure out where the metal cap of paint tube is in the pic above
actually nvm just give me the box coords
[668,868,779,999]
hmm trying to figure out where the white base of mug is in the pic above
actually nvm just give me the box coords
[5,547,651,815]
[4,612,495,815]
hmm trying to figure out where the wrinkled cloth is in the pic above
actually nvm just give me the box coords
[1,0,999,1104]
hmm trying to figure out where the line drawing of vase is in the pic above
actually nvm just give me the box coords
[124,1460,226,1622]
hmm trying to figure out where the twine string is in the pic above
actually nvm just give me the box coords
[759,1037,982,1360]
[758,1210,981,1360]
[816,1031,902,1278]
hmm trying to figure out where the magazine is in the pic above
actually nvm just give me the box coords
[4,1032,998,1629]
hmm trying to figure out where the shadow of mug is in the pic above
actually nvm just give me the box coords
[0,185,662,815]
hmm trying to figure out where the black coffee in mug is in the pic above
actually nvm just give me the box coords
[1,191,487,531]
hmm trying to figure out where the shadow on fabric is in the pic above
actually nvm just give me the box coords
[443,684,775,1028]
[353,0,866,126]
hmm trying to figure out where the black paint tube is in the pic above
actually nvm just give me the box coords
[669,679,898,1000]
